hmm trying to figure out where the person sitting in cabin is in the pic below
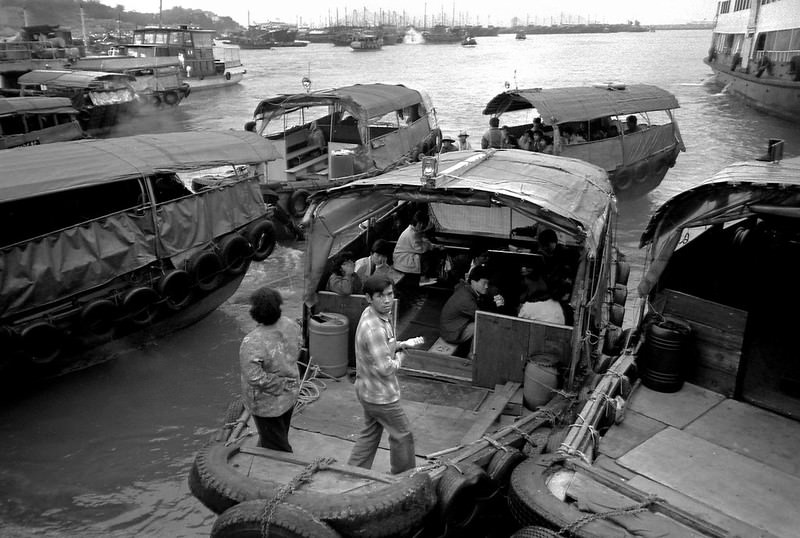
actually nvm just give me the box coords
[307,121,327,150]
[481,117,504,149]
[501,125,518,148]
[624,115,639,134]
[456,130,473,150]
[440,136,459,153]
[518,130,534,151]
[440,265,505,348]
[327,250,363,296]
[152,173,192,203]
[355,239,401,283]
[518,278,570,325]
[531,130,548,153]
[518,264,549,305]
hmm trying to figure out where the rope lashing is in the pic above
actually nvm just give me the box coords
[480,435,508,451]
[510,425,537,447]
[260,456,336,537]
[557,494,663,536]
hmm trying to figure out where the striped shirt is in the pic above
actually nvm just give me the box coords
[354,305,401,404]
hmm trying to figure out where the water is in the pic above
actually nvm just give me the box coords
[0,30,797,537]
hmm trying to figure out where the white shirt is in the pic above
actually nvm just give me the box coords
[518,299,565,325]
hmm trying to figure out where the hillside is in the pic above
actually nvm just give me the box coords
[0,0,242,39]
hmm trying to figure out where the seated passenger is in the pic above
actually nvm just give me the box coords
[440,265,504,346]
[518,265,549,305]
[538,228,575,283]
[531,130,548,153]
[440,136,459,153]
[355,239,399,282]
[624,115,638,134]
[518,279,570,325]
[481,117,504,149]
[501,125,518,148]
[307,121,327,149]
[518,130,534,151]
[327,251,363,295]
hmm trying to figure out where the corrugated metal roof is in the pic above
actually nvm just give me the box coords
[0,131,278,202]
[483,84,680,124]
[0,96,77,115]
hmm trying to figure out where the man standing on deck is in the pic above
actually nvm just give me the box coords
[347,275,421,474]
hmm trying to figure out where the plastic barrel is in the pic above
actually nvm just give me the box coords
[330,150,355,179]
[640,319,691,393]
[523,359,559,410]
[308,312,349,378]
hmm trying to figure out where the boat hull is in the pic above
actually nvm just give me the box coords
[704,58,800,123]
[186,68,245,91]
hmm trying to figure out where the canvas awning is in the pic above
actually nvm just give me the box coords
[0,96,77,115]
[482,84,680,124]
[18,69,135,89]
[638,157,800,295]
[0,131,278,202]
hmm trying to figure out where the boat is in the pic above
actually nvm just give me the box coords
[704,0,800,122]
[524,21,649,34]
[350,32,383,50]
[196,83,441,238]
[461,36,478,46]
[0,96,84,149]
[0,131,277,386]
[510,144,800,538]
[124,25,246,92]
[16,69,139,136]
[68,56,191,110]
[188,149,627,537]
[422,25,463,44]
[0,25,82,86]
[515,31,527,40]
[482,83,686,199]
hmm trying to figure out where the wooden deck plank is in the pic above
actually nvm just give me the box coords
[460,382,520,444]
[628,382,724,429]
[598,408,666,459]
[684,399,800,479]
[286,154,327,174]
[617,427,800,538]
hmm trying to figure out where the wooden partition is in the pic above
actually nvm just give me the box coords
[653,289,747,396]
[473,311,573,389]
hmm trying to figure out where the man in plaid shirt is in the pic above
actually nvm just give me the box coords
[347,274,419,473]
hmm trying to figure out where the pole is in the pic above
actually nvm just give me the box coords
[79,2,87,46]
[158,0,163,28]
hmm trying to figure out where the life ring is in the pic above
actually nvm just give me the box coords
[218,233,253,275]
[225,71,231,81]
[436,461,494,529]
[210,501,340,538]
[80,299,117,337]
[246,220,276,261]
[163,91,179,106]
[21,321,62,364]
[613,169,632,191]
[158,269,192,310]
[609,303,625,327]
[612,283,628,306]
[615,261,630,286]
[122,286,160,326]
[187,250,224,291]
[288,189,312,219]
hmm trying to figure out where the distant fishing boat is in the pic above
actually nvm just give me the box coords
[350,32,383,50]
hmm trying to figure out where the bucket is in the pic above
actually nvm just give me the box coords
[640,319,691,393]
[308,312,349,378]
[523,358,560,410]
[330,150,355,179]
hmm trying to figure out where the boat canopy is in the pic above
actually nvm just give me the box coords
[482,85,680,124]
[0,131,278,202]
[638,157,800,296]
[18,69,136,88]
[304,149,614,304]
[253,83,425,123]
[0,97,76,116]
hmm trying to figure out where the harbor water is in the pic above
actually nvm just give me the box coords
[1,30,798,537]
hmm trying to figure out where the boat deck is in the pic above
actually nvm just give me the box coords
[597,382,800,537]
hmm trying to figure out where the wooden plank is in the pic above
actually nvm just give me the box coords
[286,153,327,174]
[402,349,472,378]
[503,387,524,416]
[685,399,800,479]
[617,427,800,538]
[660,289,748,333]
[627,382,724,429]
[399,367,472,385]
[286,142,322,160]
[592,454,637,480]
[598,408,666,459]
[460,382,521,444]
[689,363,737,397]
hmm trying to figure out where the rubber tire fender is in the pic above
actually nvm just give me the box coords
[189,442,437,537]
[609,303,625,327]
[158,269,192,310]
[633,160,650,184]
[613,168,632,191]
[151,94,162,108]
[163,91,179,106]
[215,398,247,442]
[123,286,160,326]
[210,501,340,538]
[511,526,561,537]
[603,324,624,356]
[225,71,231,81]
[218,233,253,275]
[21,321,62,364]
[80,299,117,337]
[246,220,276,261]
[486,447,526,488]
[188,250,224,291]
[615,261,630,286]
[436,461,493,529]
[288,189,311,219]
[612,283,628,306]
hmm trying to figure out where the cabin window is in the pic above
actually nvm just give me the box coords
[732,0,751,11]
[55,113,74,125]
[718,0,730,14]
[39,113,55,129]
[192,33,213,48]
[0,178,145,248]
[369,110,400,129]
[0,114,27,135]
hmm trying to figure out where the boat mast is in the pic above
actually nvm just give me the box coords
[158,0,162,28]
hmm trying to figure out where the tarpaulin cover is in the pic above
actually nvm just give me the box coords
[562,125,678,171]
[482,85,680,124]
[0,130,278,202]
[18,69,135,88]
[0,96,76,116]
[304,149,615,304]
[638,157,800,296]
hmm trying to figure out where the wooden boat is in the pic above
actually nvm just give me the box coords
[422,25,463,44]
[515,31,527,40]
[0,131,277,387]
[461,36,478,47]
[510,148,800,537]
[68,56,191,109]
[0,96,84,149]
[483,84,686,199]
[196,83,442,239]
[124,26,246,92]
[189,150,629,536]
[704,0,800,122]
[16,69,138,136]
[350,33,383,51]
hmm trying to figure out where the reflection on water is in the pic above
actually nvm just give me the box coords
[0,30,797,536]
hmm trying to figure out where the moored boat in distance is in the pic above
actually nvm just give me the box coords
[350,32,383,50]
[0,96,85,149]
[189,150,627,537]
[483,83,685,199]
[704,0,800,122]
[513,145,800,537]
[0,131,277,388]
[422,25,463,43]
[462,35,478,46]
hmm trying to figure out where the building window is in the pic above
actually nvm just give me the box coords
[733,0,751,11]
[719,1,731,14]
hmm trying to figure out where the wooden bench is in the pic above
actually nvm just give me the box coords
[286,154,327,175]
[286,143,323,161]
[428,336,458,356]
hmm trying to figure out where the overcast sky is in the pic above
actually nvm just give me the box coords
[113,1,718,28]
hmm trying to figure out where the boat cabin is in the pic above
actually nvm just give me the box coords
[0,96,84,149]
[483,84,685,199]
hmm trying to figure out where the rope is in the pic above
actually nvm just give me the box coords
[510,425,537,448]
[480,435,508,451]
[260,456,336,537]
[556,495,662,536]
[294,364,328,415]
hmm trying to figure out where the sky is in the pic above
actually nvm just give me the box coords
[111,1,719,28]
